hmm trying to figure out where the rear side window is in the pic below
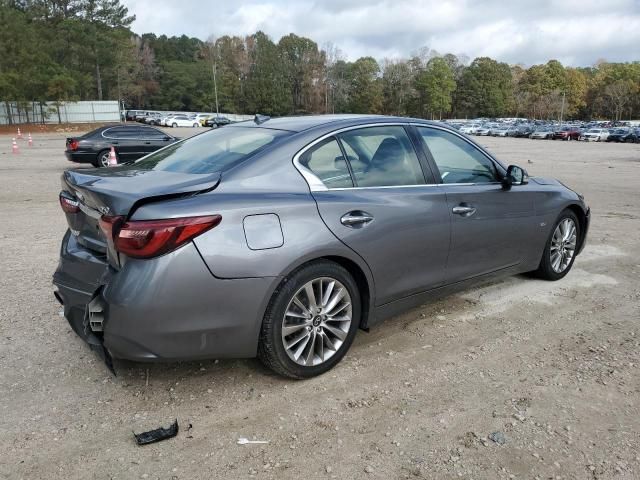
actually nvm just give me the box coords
[102,127,144,139]
[337,126,425,187]
[299,138,353,188]
[129,127,289,174]
[417,127,497,184]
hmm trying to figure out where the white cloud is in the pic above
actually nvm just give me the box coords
[122,0,640,66]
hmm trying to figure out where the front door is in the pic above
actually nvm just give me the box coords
[414,125,537,283]
[300,125,451,306]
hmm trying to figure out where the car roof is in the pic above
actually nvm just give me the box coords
[227,114,454,133]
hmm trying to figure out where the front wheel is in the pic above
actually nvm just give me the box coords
[534,210,580,281]
[258,261,361,379]
[172,123,177,128]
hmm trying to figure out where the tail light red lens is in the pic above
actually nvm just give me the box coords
[59,193,80,214]
[68,139,79,151]
[100,215,221,259]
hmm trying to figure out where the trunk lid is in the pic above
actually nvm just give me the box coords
[60,168,220,265]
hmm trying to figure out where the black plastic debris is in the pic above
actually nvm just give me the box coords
[134,420,179,446]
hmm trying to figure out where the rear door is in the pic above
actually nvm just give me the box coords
[301,124,450,306]
[414,125,537,283]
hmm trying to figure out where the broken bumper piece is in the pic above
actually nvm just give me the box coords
[134,420,179,446]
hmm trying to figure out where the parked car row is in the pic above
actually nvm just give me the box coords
[454,120,640,143]
[124,110,232,129]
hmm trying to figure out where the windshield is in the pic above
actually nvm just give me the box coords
[127,126,290,174]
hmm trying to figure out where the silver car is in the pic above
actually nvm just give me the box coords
[54,115,590,378]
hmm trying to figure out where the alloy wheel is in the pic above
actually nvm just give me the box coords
[550,218,577,273]
[99,151,110,167]
[281,277,352,367]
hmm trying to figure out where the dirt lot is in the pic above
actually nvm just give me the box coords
[1,128,639,480]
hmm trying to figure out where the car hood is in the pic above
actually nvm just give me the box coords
[530,177,562,186]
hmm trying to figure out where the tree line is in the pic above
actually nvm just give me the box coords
[1,0,639,122]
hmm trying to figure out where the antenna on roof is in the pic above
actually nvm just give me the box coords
[254,114,270,125]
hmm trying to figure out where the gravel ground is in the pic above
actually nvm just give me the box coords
[1,128,639,480]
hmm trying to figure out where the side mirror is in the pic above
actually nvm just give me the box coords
[163,136,172,141]
[502,165,529,190]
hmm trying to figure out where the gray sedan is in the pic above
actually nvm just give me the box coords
[53,115,590,378]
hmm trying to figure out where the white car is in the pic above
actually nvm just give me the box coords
[475,126,492,136]
[166,115,200,128]
[580,128,609,142]
[460,124,481,134]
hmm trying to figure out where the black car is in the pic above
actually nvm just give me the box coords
[204,116,232,128]
[513,125,534,137]
[606,128,638,143]
[65,125,178,168]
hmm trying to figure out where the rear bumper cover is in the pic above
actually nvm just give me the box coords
[53,230,276,362]
[65,151,95,163]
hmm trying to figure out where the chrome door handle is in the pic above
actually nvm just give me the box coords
[341,211,374,227]
[452,205,476,216]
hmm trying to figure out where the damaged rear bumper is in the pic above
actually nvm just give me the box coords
[53,230,276,366]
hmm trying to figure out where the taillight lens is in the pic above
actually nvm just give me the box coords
[68,139,79,151]
[59,193,80,214]
[100,215,221,259]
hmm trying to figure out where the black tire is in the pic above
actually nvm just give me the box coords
[534,209,580,281]
[92,149,113,168]
[172,122,177,128]
[258,260,361,379]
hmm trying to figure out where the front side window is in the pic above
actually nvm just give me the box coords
[337,126,425,187]
[298,137,353,188]
[142,128,168,139]
[417,127,498,184]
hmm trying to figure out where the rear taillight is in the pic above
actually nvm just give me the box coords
[59,193,80,214]
[99,215,221,259]
[68,139,79,151]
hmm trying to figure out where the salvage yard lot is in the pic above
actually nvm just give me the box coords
[1,128,639,479]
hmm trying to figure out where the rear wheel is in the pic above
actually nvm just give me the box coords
[534,210,580,281]
[258,261,360,379]
[93,149,113,168]
[172,122,177,128]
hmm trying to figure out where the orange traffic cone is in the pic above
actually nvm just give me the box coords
[12,138,19,154]
[17,128,22,139]
[108,146,117,166]
[28,133,33,147]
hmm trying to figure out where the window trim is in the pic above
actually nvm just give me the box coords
[102,126,142,140]
[299,136,354,189]
[411,123,506,186]
[293,123,432,192]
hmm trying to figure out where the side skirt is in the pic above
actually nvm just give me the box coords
[369,264,526,327]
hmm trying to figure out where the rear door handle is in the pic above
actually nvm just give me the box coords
[452,205,476,216]
[341,211,374,227]
[144,141,151,145]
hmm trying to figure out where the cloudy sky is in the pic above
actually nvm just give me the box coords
[122,0,640,66]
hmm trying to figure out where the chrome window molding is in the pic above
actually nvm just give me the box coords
[293,122,505,192]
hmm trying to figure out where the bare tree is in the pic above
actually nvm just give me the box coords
[604,80,635,121]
